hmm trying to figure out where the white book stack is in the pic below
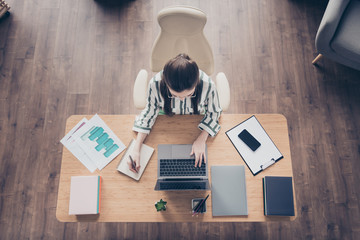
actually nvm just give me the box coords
[69,176,101,215]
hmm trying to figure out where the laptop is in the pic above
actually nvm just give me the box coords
[154,144,211,191]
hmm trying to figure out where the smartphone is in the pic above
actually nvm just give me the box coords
[238,129,261,151]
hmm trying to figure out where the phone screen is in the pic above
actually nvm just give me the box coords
[238,129,261,151]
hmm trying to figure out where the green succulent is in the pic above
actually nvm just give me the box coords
[155,199,167,211]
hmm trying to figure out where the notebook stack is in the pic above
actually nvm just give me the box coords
[69,176,102,215]
[263,176,294,216]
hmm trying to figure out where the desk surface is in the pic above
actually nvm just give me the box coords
[56,114,296,222]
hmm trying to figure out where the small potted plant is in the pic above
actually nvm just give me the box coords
[155,199,167,212]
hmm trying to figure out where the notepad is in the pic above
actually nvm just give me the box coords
[211,165,248,216]
[117,139,154,181]
[69,176,101,215]
[263,176,295,216]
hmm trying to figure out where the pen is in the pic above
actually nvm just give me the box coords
[192,194,209,216]
[198,194,209,213]
[129,155,138,173]
[192,200,202,212]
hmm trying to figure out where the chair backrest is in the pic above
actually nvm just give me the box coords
[151,6,214,76]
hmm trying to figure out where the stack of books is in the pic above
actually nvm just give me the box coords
[69,176,102,215]
[263,176,294,216]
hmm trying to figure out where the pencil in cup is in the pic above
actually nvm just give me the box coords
[192,194,209,215]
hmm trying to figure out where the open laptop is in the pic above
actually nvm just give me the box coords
[154,144,211,191]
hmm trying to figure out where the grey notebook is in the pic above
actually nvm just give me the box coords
[211,165,248,216]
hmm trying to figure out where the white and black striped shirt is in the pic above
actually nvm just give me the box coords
[133,70,222,136]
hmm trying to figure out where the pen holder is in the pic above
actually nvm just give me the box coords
[192,198,207,214]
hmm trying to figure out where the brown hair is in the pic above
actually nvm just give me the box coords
[160,54,201,115]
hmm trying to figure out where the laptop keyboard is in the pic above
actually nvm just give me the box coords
[159,181,206,190]
[159,159,206,177]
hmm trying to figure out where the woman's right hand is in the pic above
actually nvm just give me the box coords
[128,149,141,173]
[128,132,148,173]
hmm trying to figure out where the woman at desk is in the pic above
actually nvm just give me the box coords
[129,54,222,172]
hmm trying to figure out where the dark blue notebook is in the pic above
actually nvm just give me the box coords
[263,176,294,216]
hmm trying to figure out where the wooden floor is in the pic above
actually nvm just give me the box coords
[0,0,359,239]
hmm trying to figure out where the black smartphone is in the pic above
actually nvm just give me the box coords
[238,129,261,151]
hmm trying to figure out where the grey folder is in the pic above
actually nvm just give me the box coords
[211,165,248,216]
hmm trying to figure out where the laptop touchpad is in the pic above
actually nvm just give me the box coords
[171,144,193,159]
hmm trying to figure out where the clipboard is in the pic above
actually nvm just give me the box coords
[225,115,283,175]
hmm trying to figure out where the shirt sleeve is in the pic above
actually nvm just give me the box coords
[198,80,222,136]
[132,79,160,134]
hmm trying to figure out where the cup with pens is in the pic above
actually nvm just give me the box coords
[191,194,209,216]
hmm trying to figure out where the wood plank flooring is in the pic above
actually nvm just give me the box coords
[0,0,359,239]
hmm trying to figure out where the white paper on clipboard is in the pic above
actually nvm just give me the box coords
[225,115,283,175]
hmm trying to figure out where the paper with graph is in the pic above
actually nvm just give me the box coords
[61,114,126,172]
[60,118,97,173]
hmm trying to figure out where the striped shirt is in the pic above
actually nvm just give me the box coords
[133,70,222,136]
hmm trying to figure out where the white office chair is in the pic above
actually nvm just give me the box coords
[133,5,230,111]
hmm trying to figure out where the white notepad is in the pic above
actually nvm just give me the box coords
[117,139,154,181]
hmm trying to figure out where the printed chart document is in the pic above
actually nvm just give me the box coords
[61,114,126,172]
[117,139,154,181]
[226,115,283,175]
[60,118,97,173]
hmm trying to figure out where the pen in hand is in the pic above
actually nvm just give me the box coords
[129,155,138,173]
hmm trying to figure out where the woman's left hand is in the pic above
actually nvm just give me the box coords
[191,131,209,167]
